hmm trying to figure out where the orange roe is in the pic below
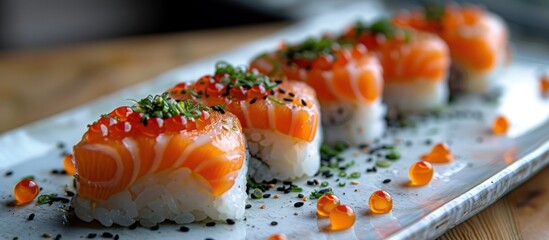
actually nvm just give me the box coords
[369,190,393,214]
[540,75,549,96]
[14,179,39,204]
[421,143,455,163]
[316,194,341,217]
[492,115,510,135]
[63,154,76,176]
[267,233,288,240]
[328,205,356,231]
[409,161,434,186]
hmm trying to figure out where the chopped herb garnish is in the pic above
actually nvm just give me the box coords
[338,172,347,178]
[375,159,393,168]
[290,186,303,193]
[321,181,329,187]
[268,96,284,105]
[309,188,334,199]
[349,172,361,179]
[338,182,346,187]
[21,175,34,181]
[251,188,263,199]
[214,61,280,90]
[179,226,190,232]
[129,93,210,124]
[37,194,58,205]
[279,37,338,64]
[386,150,401,160]
[211,104,226,114]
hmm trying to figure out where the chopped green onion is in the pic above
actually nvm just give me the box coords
[338,182,346,187]
[349,172,361,179]
[321,181,329,187]
[338,172,347,178]
[387,150,401,161]
[290,186,303,193]
[37,194,57,205]
[251,188,263,199]
[376,159,393,168]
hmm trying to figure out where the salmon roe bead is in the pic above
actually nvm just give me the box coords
[63,154,76,176]
[540,75,549,95]
[316,194,341,217]
[369,190,393,214]
[14,179,39,204]
[492,115,510,135]
[409,161,434,186]
[267,233,288,240]
[421,143,455,163]
[328,205,356,231]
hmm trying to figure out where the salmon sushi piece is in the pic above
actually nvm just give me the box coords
[168,62,321,181]
[72,94,247,227]
[251,37,385,145]
[392,3,509,94]
[341,19,450,114]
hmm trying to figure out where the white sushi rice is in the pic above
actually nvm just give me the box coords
[321,100,385,145]
[246,126,322,182]
[383,78,448,114]
[72,163,247,227]
[456,57,504,94]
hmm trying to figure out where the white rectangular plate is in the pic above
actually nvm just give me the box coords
[1,2,548,240]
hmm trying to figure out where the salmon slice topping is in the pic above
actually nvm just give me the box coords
[250,37,383,104]
[341,19,450,82]
[73,94,246,201]
[392,3,507,71]
[168,62,321,142]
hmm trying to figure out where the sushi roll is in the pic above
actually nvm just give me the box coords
[251,37,385,145]
[392,3,509,94]
[340,19,450,114]
[168,62,321,181]
[72,94,247,227]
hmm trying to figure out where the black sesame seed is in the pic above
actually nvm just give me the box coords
[278,88,286,94]
[284,188,291,194]
[226,219,235,225]
[65,191,75,197]
[87,233,97,239]
[383,179,391,184]
[297,193,304,198]
[205,238,214,240]
[263,193,271,198]
[270,89,275,95]
[129,222,138,230]
[270,221,278,226]
[206,222,216,227]
[51,169,59,174]
[262,95,268,100]
[5,171,13,177]
[113,235,119,240]
[294,202,304,208]
[283,98,293,102]
[179,226,190,232]
[245,204,252,209]
[150,225,160,230]
[13,237,18,240]
[60,170,67,175]
[282,181,292,185]
[54,234,62,240]
[101,232,113,238]
[275,79,283,84]
[301,99,307,106]
[306,180,315,186]
[249,97,258,104]
[367,157,373,162]
[288,92,295,97]
[57,142,65,149]
[276,186,285,191]
[425,139,433,145]
[28,213,35,221]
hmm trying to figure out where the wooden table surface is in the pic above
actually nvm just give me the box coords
[1,23,547,240]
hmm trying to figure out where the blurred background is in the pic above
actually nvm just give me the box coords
[1,0,548,133]
[1,0,549,50]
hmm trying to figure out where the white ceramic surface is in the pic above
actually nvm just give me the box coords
[1,2,549,240]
